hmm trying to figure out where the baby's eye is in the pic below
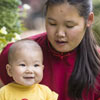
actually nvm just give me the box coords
[34,64,39,67]
[19,64,25,67]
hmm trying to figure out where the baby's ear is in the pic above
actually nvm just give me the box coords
[6,64,12,77]
[42,65,44,70]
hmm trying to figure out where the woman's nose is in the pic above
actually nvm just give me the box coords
[56,28,66,37]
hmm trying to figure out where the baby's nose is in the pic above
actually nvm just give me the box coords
[25,67,34,74]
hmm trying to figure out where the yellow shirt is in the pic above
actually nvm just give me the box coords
[0,83,58,100]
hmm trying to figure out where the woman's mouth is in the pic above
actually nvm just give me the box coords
[55,40,68,45]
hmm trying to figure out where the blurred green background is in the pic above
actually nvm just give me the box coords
[0,0,22,52]
[93,0,100,45]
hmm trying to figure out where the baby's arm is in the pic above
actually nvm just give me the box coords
[41,85,58,100]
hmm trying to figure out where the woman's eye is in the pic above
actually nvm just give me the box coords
[49,22,56,26]
[19,64,25,66]
[66,25,74,28]
[50,23,56,26]
[34,64,39,67]
[65,23,76,28]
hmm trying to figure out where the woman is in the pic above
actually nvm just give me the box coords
[0,0,100,100]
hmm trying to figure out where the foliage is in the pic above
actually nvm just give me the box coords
[0,27,21,52]
[0,0,21,33]
[0,0,21,52]
[93,0,100,45]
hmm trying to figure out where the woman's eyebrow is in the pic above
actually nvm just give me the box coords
[47,17,56,21]
[65,20,77,24]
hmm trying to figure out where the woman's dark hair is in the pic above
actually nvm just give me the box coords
[45,0,100,100]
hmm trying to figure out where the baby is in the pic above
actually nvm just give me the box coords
[0,39,58,100]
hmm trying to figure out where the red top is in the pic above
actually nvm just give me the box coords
[0,32,100,100]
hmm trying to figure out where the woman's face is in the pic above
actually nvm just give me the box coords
[45,3,86,52]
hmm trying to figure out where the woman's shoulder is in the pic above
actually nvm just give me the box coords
[28,32,47,41]
[28,32,48,47]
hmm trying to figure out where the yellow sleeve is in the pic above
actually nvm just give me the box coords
[48,91,58,100]
[0,87,5,100]
[41,85,58,100]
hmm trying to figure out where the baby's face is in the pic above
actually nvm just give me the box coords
[7,48,44,86]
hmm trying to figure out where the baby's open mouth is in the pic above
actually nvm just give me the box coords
[23,77,35,79]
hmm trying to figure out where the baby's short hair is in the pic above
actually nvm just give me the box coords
[8,39,42,64]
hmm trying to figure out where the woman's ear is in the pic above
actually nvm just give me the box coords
[6,64,12,77]
[87,12,94,27]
